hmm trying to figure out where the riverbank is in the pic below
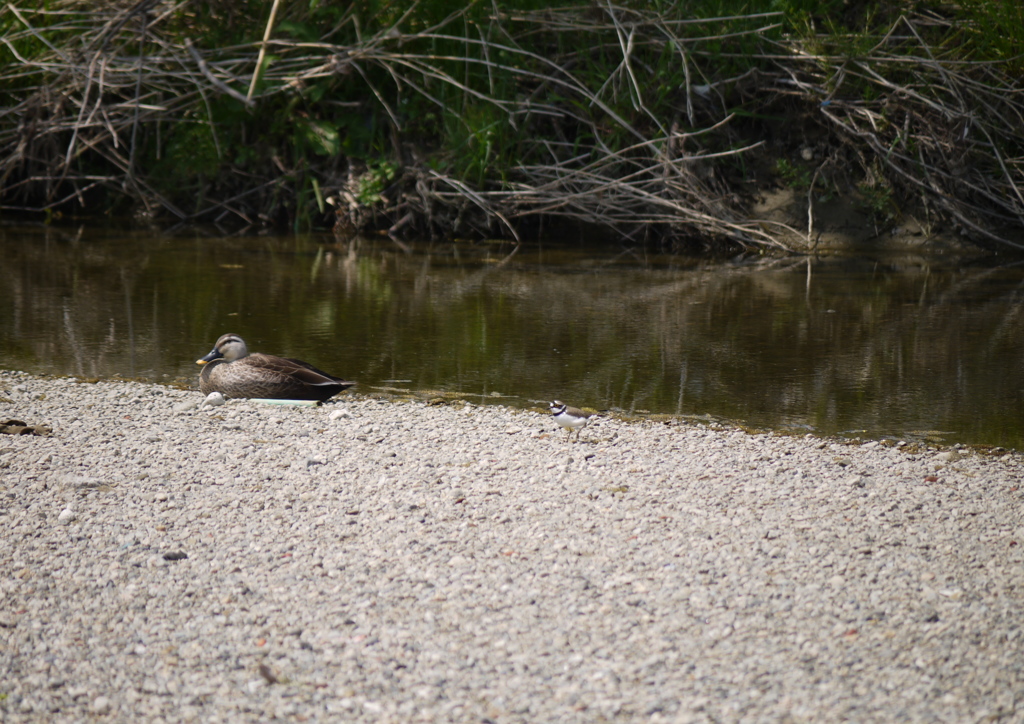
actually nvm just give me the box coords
[2,370,1024,721]
[6,3,1023,251]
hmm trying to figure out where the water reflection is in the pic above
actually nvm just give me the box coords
[2,222,1023,447]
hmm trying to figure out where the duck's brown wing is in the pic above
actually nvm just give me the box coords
[246,354,355,400]
[279,356,354,386]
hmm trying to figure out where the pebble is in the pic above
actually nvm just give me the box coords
[201,391,227,407]
[173,398,199,412]
[2,369,1024,722]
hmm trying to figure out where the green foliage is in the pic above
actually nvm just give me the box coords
[162,121,222,182]
[857,179,896,223]
[277,20,322,43]
[444,104,513,186]
[294,118,341,157]
[166,0,272,45]
[956,0,1024,69]
[0,2,79,97]
[355,161,399,205]
[775,159,812,190]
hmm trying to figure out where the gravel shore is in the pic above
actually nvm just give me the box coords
[2,370,1024,723]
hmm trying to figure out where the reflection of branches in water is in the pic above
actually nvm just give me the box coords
[122,267,136,378]
[514,255,1024,432]
[987,280,1024,356]
[62,304,85,377]
[676,360,688,416]
[845,262,1024,401]
[440,242,524,300]
[8,229,1024,441]
[773,261,1024,433]
[8,226,184,380]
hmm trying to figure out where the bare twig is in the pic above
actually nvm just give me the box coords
[246,0,281,103]
[185,39,253,107]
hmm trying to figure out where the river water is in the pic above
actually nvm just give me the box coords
[3,223,1023,447]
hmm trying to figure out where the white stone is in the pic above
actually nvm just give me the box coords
[202,392,227,407]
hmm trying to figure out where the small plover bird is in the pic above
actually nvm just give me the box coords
[549,400,595,440]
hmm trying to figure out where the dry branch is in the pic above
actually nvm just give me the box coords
[2,3,1023,251]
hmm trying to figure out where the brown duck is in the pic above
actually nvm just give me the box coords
[196,333,355,402]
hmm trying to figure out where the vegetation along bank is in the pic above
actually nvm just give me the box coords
[2,0,1023,253]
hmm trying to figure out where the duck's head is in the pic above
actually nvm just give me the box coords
[197,333,249,365]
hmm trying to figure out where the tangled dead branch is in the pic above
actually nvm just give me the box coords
[2,2,1023,251]
[768,12,1024,249]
